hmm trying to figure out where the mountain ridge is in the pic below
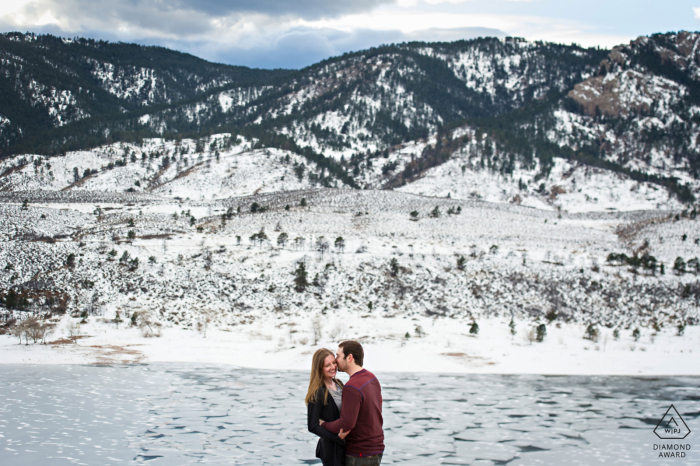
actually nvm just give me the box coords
[0,31,699,205]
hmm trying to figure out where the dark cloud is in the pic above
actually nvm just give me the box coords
[170,0,395,20]
[17,0,395,31]
[19,0,221,36]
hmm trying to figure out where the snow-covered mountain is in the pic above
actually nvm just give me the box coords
[0,32,290,152]
[1,32,699,367]
[3,31,698,205]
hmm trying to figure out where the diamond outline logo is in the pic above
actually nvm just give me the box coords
[654,405,691,440]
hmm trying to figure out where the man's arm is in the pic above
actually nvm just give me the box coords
[307,400,344,445]
[323,386,361,434]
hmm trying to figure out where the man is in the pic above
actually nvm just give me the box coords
[321,340,384,466]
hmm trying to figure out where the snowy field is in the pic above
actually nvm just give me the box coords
[0,137,699,377]
[1,314,699,376]
[0,187,699,375]
[1,364,698,466]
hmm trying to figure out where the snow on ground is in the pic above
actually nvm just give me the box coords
[1,312,697,376]
[0,134,698,376]
[1,188,699,375]
[152,148,319,200]
[398,155,687,212]
[0,136,336,198]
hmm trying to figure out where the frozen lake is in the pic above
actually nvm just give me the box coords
[0,364,698,465]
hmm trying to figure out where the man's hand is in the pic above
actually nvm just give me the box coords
[319,419,324,425]
[338,429,351,440]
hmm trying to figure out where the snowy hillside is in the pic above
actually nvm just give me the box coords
[0,135,340,198]
[3,32,700,207]
[1,180,699,374]
[1,33,700,375]
[134,37,605,164]
[1,184,698,329]
[0,32,289,150]
[396,143,692,213]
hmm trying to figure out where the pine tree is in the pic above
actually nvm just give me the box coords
[677,321,686,336]
[119,251,130,264]
[294,261,309,292]
[536,324,547,342]
[585,324,599,342]
[469,322,479,335]
[389,258,399,276]
[277,232,289,248]
[673,257,686,275]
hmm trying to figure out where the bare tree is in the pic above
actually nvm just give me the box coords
[526,327,537,345]
[311,316,323,345]
[328,324,342,341]
[9,319,25,344]
[197,309,215,338]
[40,321,54,344]
[65,318,81,340]
[316,236,329,258]
[139,311,162,338]
[23,318,53,344]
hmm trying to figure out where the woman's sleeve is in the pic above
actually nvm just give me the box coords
[307,401,345,446]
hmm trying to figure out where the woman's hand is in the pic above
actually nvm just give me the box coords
[338,429,351,440]
[319,419,324,425]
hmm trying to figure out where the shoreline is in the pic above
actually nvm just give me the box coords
[0,360,698,380]
[1,314,698,377]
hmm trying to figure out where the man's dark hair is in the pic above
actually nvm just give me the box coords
[339,340,364,367]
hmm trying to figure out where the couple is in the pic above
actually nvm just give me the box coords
[305,340,384,466]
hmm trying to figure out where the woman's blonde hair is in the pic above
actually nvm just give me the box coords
[305,348,343,405]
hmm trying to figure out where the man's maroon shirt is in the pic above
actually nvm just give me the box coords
[323,368,384,457]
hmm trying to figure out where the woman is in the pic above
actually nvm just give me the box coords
[306,348,349,466]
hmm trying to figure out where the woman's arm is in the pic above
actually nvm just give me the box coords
[307,401,345,446]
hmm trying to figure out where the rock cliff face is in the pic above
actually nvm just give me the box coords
[569,32,700,118]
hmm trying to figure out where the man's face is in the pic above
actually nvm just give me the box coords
[336,347,348,372]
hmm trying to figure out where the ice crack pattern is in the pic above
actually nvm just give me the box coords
[0,364,698,465]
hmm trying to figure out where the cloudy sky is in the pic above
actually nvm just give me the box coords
[0,0,698,69]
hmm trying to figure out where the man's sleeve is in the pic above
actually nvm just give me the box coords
[323,386,361,434]
[308,400,344,445]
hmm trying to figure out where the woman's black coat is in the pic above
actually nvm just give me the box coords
[307,385,345,466]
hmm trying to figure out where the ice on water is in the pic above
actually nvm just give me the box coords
[0,365,697,465]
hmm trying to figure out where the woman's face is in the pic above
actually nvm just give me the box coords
[322,354,337,381]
